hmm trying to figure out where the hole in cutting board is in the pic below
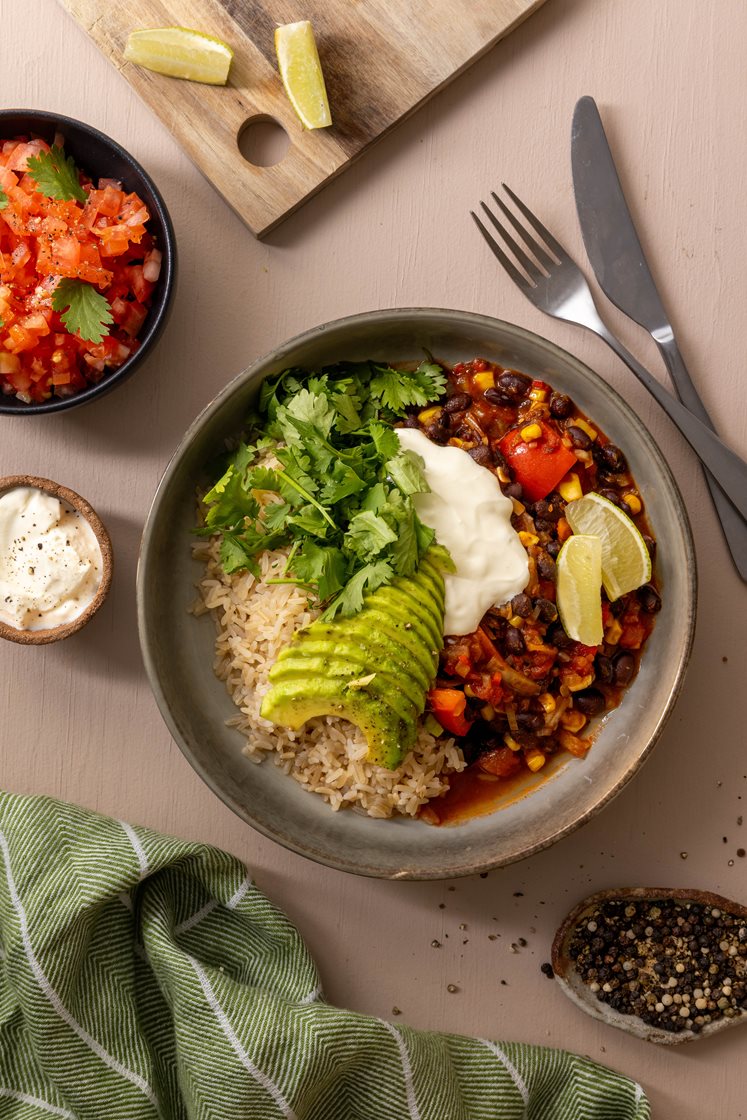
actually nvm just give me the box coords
[238,117,290,167]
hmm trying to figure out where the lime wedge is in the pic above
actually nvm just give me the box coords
[124,27,233,85]
[565,491,652,601]
[275,21,332,129]
[556,534,604,646]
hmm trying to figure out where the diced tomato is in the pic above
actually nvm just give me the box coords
[0,133,154,402]
[478,746,522,779]
[428,688,472,737]
[498,421,578,502]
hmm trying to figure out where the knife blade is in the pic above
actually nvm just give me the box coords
[571,95,747,581]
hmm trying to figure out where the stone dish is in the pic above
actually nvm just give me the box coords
[0,109,176,414]
[0,474,113,644]
[137,308,697,879]
[552,887,747,1044]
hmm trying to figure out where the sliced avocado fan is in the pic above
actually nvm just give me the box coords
[260,549,446,769]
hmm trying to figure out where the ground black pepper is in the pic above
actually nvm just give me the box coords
[566,898,747,1034]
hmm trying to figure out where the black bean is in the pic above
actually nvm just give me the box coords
[598,488,624,509]
[504,481,523,500]
[550,392,574,419]
[642,534,657,560]
[444,392,472,413]
[505,626,526,655]
[638,584,662,613]
[425,421,449,445]
[566,425,592,450]
[510,593,533,618]
[548,623,575,650]
[535,597,558,623]
[497,371,532,401]
[612,652,636,687]
[537,553,556,581]
[492,447,507,470]
[516,711,543,732]
[595,654,614,685]
[402,414,419,428]
[574,688,606,716]
[484,387,512,406]
[532,497,563,522]
[595,442,628,472]
[468,444,492,466]
[546,540,561,559]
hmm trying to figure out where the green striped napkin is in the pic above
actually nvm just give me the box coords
[0,792,650,1119]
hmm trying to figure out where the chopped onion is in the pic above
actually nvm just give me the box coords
[142,248,162,282]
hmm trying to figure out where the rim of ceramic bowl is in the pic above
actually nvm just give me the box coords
[137,308,697,878]
[0,474,113,644]
[0,108,176,415]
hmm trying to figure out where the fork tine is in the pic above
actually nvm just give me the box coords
[491,191,556,270]
[470,210,530,290]
[479,201,544,283]
[501,183,567,261]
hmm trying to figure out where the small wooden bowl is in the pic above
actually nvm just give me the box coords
[0,475,113,645]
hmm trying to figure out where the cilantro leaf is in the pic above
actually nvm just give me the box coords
[292,542,347,601]
[323,560,394,619]
[386,450,430,496]
[220,535,256,574]
[51,279,113,343]
[344,510,398,559]
[26,146,87,204]
[369,360,448,413]
[0,188,8,211]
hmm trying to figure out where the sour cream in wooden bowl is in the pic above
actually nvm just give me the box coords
[0,475,112,644]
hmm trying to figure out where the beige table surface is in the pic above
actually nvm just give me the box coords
[3,0,747,1115]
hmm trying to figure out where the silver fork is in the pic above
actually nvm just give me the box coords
[471,185,747,523]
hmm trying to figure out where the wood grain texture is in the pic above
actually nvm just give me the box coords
[2,0,747,1117]
[60,0,546,236]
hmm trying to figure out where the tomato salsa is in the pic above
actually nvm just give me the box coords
[410,358,661,825]
[0,135,160,403]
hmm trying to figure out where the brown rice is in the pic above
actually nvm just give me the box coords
[192,539,465,817]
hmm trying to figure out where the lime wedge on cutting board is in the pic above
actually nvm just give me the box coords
[556,534,604,646]
[275,21,332,129]
[565,491,651,601]
[124,27,233,85]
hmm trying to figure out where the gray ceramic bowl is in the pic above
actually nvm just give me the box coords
[137,309,696,879]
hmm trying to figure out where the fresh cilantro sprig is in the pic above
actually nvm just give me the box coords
[0,188,8,211]
[26,146,87,204]
[199,360,449,618]
[52,279,113,343]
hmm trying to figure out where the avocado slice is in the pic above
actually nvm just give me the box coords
[260,548,447,768]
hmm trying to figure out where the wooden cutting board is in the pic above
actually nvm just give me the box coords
[61,0,546,237]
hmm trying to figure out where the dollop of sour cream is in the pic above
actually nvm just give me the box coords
[0,487,102,631]
[395,428,529,635]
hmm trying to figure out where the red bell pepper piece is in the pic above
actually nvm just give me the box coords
[498,421,577,502]
[428,688,471,737]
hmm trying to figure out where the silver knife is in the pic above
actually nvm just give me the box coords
[572,95,747,581]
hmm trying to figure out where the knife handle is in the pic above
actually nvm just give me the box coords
[656,338,747,582]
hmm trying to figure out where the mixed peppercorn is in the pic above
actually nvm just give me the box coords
[565,895,747,1035]
[410,358,661,814]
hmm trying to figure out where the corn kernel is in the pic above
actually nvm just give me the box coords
[525,749,547,772]
[623,492,642,515]
[504,733,522,752]
[538,692,556,713]
[497,467,511,485]
[528,388,547,402]
[520,422,543,442]
[464,684,476,698]
[558,472,583,502]
[605,618,623,645]
[573,417,597,441]
[560,709,587,733]
[509,616,524,628]
[418,406,442,424]
[448,437,468,448]
[481,704,495,721]
[519,530,539,547]
[474,371,495,392]
[511,498,526,516]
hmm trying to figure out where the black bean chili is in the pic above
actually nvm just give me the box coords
[417,358,660,822]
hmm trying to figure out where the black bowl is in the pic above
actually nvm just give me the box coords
[0,109,176,415]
